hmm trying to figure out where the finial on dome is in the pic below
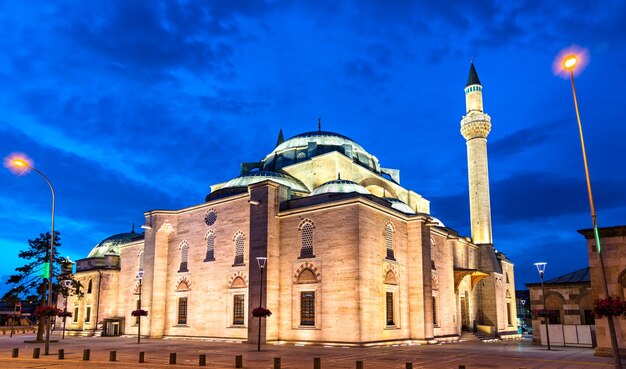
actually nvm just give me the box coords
[318,117,321,131]
[132,223,135,233]
[337,172,341,180]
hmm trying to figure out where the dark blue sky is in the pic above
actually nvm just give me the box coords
[1,1,625,296]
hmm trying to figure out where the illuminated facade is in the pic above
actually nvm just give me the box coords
[59,63,519,345]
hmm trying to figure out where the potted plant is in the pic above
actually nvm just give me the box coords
[131,309,149,317]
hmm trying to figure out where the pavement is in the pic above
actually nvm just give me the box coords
[0,332,616,369]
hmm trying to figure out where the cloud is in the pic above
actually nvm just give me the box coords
[490,126,551,158]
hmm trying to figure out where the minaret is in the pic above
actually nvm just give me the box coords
[461,62,493,244]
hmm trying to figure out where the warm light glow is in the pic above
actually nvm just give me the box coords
[4,153,33,174]
[553,45,589,78]
[564,56,577,70]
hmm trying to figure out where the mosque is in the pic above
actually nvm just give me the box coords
[58,63,519,345]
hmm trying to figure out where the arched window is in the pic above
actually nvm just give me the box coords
[179,241,189,272]
[385,222,395,260]
[299,220,315,258]
[138,249,144,271]
[430,237,436,269]
[205,231,215,262]
[233,232,245,266]
[87,279,93,294]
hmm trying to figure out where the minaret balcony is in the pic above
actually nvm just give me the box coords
[461,113,492,139]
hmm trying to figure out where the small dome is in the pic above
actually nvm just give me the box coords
[87,229,143,258]
[430,216,445,227]
[219,171,310,193]
[311,179,371,196]
[384,197,416,214]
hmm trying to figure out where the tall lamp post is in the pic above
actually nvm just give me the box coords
[562,53,623,368]
[256,257,267,352]
[11,157,55,355]
[136,271,144,344]
[534,262,551,350]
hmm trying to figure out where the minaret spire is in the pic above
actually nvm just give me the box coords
[461,61,493,244]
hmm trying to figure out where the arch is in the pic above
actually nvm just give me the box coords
[358,177,398,198]
[299,219,315,258]
[297,269,318,284]
[138,248,144,271]
[430,237,436,269]
[384,270,398,285]
[175,276,191,291]
[205,230,215,261]
[233,231,245,265]
[385,221,395,260]
[545,291,565,324]
[231,277,246,288]
[87,279,93,294]
[228,271,248,288]
[293,262,321,283]
[178,240,189,272]
[505,289,511,299]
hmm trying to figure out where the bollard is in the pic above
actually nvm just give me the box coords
[12,348,19,358]
[110,350,117,362]
[356,360,363,369]
[199,354,206,366]
[274,357,281,369]
[139,352,145,363]
[406,363,413,369]
[83,349,90,361]
[33,347,40,359]
[314,357,321,369]
[58,349,65,360]
[459,366,466,369]
[170,352,176,364]
[235,355,243,368]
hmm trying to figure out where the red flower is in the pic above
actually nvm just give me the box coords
[252,306,272,318]
[131,309,149,317]
[34,306,63,317]
[57,311,73,318]
[593,297,625,318]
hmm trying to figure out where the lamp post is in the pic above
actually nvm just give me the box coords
[61,279,72,339]
[136,271,144,344]
[534,262,551,350]
[256,257,267,352]
[562,53,623,368]
[11,158,55,355]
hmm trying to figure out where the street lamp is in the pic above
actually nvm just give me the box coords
[136,271,144,344]
[9,156,55,355]
[561,51,623,369]
[256,256,267,352]
[534,262,550,350]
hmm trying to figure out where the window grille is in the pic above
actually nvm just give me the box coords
[386,292,394,326]
[178,297,188,325]
[300,222,314,258]
[300,291,315,326]
[233,295,245,325]
[179,241,189,272]
[234,233,245,265]
[385,223,395,260]
[432,296,438,326]
[205,232,215,261]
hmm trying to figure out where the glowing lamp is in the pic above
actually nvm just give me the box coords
[564,56,577,70]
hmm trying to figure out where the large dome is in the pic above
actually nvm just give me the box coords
[219,171,310,193]
[261,130,380,173]
[311,178,371,196]
[86,229,143,258]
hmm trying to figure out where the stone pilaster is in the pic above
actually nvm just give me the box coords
[149,219,175,338]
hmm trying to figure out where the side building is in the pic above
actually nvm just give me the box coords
[59,63,519,345]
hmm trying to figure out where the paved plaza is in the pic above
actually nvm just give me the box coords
[0,333,615,369]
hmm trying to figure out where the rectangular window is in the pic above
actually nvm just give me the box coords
[178,297,188,325]
[432,296,438,326]
[233,295,245,325]
[85,306,91,324]
[300,291,315,326]
[386,292,395,326]
[73,307,79,323]
[506,302,512,325]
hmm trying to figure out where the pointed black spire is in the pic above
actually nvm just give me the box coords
[466,61,481,87]
[131,223,135,233]
[318,117,322,131]
[275,129,285,147]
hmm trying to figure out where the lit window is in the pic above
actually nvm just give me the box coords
[233,295,245,325]
[385,223,395,260]
[205,231,215,261]
[300,221,314,258]
[73,306,79,323]
[179,241,189,272]
[234,232,245,266]
[85,306,91,324]
[300,291,315,326]
[386,292,395,326]
[178,297,188,325]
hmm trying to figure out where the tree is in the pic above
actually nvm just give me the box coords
[3,231,65,341]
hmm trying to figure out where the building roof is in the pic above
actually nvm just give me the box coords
[466,62,481,87]
[544,267,590,284]
[86,228,143,258]
[311,178,371,196]
[219,170,310,193]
